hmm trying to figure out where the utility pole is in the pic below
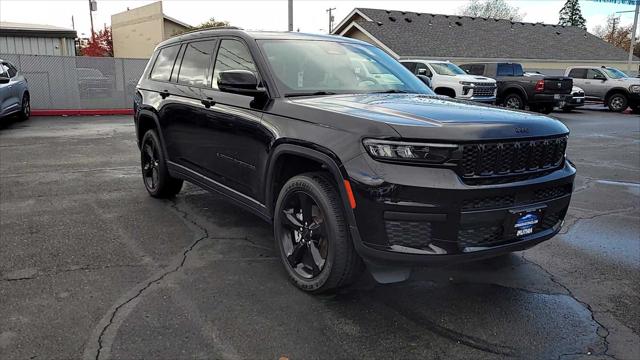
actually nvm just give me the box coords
[288,0,293,31]
[88,0,97,41]
[326,7,336,34]
[629,2,639,73]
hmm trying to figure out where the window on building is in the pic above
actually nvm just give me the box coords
[568,68,587,79]
[212,39,257,90]
[150,45,180,82]
[177,41,216,87]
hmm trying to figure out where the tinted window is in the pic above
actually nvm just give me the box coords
[0,64,9,78]
[513,63,524,76]
[587,69,605,80]
[415,63,432,77]
[6,63,17,77]
[497,63,514,76]
[212,39,257,90]
[150,45,180,81]
[402,62,417,73]
[468,64,485,75]
[178,40,216,86]
[568,68,587,79]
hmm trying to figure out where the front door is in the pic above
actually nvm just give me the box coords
[198,38,267,201]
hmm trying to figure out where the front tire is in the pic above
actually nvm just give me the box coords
[274,172,362,293]
[140,129,183,198]
[18,93,30,121]
[607,93,628,112]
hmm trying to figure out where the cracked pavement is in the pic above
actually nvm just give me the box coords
[1,109,638,359]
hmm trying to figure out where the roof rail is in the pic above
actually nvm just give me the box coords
[180,26,243,35]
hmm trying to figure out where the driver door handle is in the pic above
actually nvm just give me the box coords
[201,97,215,108]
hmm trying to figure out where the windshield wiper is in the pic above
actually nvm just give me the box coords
[284,91,338,97]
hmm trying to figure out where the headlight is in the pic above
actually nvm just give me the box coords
[363,139,458,164]
[630,85,640,93]
[459,81,475,86]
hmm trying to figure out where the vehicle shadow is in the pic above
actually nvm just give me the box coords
[160,187,606,360]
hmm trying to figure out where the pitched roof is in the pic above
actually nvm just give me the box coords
[334,8,638,61]
[0,21,77,38]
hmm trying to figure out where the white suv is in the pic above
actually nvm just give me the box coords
[401,60,496,103]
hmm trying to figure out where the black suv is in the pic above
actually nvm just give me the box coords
[134,29,575,293]
[460,62,573,114]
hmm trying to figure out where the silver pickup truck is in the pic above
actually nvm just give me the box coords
[565,66,640,113]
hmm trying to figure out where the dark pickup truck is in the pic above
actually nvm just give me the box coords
[460,62,573,114]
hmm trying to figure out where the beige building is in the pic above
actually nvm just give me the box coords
[112,1,190,59]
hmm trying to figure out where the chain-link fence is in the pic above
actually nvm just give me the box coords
[0,54,148,110]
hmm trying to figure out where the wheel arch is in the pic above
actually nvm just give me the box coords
[502,86,528,101]
[604,87,629,102]
[135,108,170,158]
[265,143,353,220]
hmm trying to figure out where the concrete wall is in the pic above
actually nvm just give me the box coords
[0,36,75,56]
[163,19,186,40]
[112,1,165,59]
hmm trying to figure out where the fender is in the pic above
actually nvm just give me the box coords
[502,85,528,100]
[604,87,630,100]
[264,143,354,221]
[135,107,168,154]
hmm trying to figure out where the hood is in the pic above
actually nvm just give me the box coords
[614,77,640,86]
[290,94,568,141]
[454,74,495,83]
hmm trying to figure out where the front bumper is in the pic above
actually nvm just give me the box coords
[343,155,575,266]
[566,96,585,107]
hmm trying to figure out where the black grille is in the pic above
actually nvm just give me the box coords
[462,194,515,210]
[385,221,432,249]
[459,137,567,183]
[457,210,563,247]
[534,185,571,201]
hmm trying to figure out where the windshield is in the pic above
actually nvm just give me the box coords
[430,62,466,76]
[257,39,434,96]
[601,67,628,79]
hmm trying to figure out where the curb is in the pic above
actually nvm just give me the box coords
[31,109,134,116]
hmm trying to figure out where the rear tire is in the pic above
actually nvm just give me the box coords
[18,93,30,121]
[274,172,362,293]
[503,93,525,110]
[607,93,628,112]
[140,129,183,198]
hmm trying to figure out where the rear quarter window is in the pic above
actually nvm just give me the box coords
[150,45,180,82]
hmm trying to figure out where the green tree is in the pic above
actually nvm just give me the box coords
[458,0,525,21]
[558,0,587,29]
[173,17,230,36]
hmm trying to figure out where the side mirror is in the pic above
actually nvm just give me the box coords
[218,70,266,96]
[0,76,9,84]
[417,75,432,89]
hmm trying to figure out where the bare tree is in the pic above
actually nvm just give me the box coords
[593,15,639,57]
[458,0,525,21]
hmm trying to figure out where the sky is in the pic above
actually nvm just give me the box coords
[0,0,638,38]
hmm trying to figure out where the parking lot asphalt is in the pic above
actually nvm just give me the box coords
[0,107,638,360]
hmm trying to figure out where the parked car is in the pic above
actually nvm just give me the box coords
[400,60,496,103]
[460,62,573,114]
[0,59,30,121]
[135,29,575,293]
[76,68,113,97]
[561,86,585,112]
[565,66,640,113]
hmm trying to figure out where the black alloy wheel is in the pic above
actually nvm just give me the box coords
[280,191,328,279]
[140,129,183,198]
[18,94,30,121]
[274,173,362,293]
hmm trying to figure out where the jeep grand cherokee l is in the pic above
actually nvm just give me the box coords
[134,29,575,293]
